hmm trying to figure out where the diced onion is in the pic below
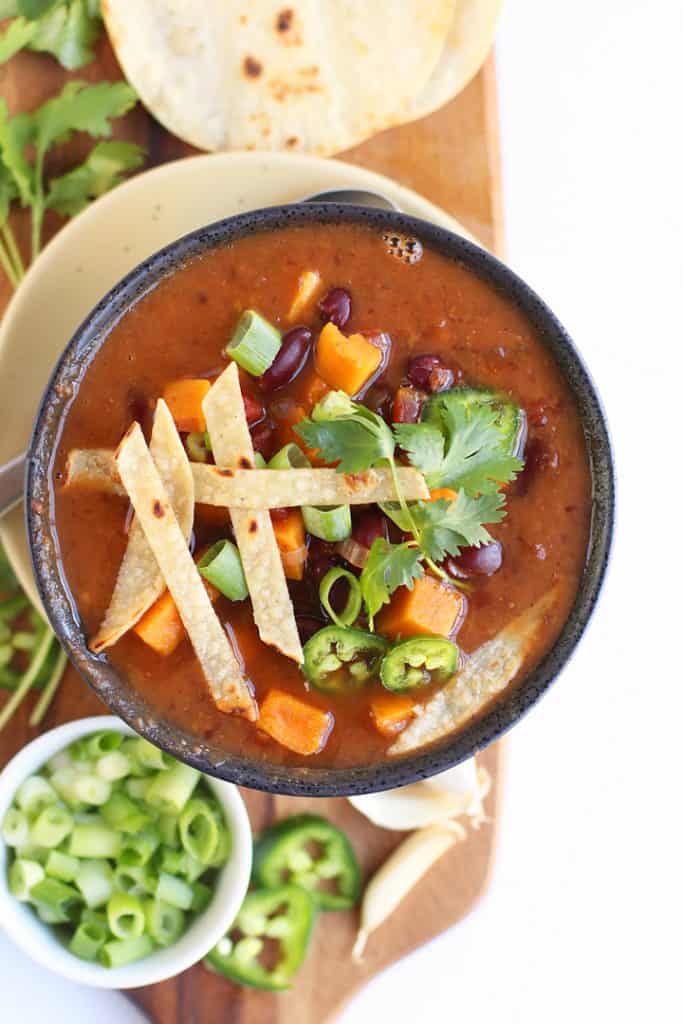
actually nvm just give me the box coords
[335,537,370,569]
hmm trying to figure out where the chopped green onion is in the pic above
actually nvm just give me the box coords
[319,567,362,628]
[302,504,352,541]
[124,777,152,801]
[70,920,108,961]
[119,738,147,777]
[181,853,205,882]
[29,805,73,848]
[118,825,160,867]
[86,731,124,758]
[144,898,185,946]
[45,850,80,883]
[29,877,83,920]
[268,443,311,469]
[107,891,145,939]
[225,309,282,376]
[101,791,150,834]
[145,761,199,815]
[158,847,184,875]
[75,859,114,908]
[113,863,154,896]
[178,798,220,864]
[191,881,212,914]
[68,821,121,859]
[186,431,210,463]
[208,827,232,867]
[50,767,82,805]
[95,751,131,782]
[9,858,45,900]
[131,738,171,772]
[157,813,179,848]
[99,934,154,968]
[2,806,29,846]
[15,775,58,818]
[155,871,194,910]
[72,774,112,806]
[197,540,248,602]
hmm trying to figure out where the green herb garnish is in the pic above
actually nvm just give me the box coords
[0,79,142,281]
[359,539,424,628]
[0,0,103,71]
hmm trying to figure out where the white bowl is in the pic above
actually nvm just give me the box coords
[0,716,252,988]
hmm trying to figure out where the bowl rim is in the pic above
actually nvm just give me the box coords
[0,715,252,989]
[25,202,615,797]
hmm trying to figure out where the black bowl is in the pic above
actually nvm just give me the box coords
[26,204,614,796]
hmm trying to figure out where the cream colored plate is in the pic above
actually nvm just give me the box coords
[0,151,466,608]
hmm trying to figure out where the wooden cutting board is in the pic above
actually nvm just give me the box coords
[0,37,504,1024]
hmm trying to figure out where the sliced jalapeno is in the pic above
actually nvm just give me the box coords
[205,884,315,990]
[253,814,360,912]
[302,626,388,694]
[380,635,459,692]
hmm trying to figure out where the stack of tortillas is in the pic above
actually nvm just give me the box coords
[101,0,503,155]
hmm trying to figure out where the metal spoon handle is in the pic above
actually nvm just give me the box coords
[0,452,26,519]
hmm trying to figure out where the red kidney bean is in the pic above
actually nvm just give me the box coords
[392,385,426,424]
[453,540,503,577]
[296,615,326,644]
[406,354,458,393]
[260,327,313,393]
[241,391,264,424]
[249,420,277,460]
[352,508,389,550]
[513,438,559,496]
[318,287,352,328]
[306,539,340,587]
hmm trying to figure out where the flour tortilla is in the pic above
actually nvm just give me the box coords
[408,0,503,120]
[65,452,429,507]
[91,400,193,652]
[203,363,303,663]
[101,0,454,155]
[115,423,257,719]
[390,589,558,754]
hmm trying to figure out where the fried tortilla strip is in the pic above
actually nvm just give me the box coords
[91,401,193,652]
[66,453,428,507]
[115,423,257,720]
[389,591,559,755]
[203,363,303,664]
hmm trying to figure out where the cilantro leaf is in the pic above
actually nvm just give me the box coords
[360,539,424,626]
[0,163,17,224]
[295,390,395,473]
[1,0,102,70]
[406,388,524,495]
[33,80,138,161]
[410,494,506,561]
[0,100,34,203]
[45,140,144,215]
[393,421,444,476]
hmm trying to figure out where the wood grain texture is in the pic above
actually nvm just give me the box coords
[0,35,504,1024]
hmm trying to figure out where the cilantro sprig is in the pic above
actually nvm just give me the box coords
[0,80,143,285]
[296,387,524,627]
[0,0,103,71]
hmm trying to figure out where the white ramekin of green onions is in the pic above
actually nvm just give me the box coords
[0,716,252,987]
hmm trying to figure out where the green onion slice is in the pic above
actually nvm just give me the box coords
[198,540,248,601]
[319,568,362,628]
[186,431,210,463]
[302,504,352,542]
[225,310,281,376]
[268,443,311,470]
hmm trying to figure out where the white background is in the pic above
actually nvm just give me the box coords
[3,0,681,1020]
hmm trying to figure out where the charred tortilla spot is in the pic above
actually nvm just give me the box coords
[152,500,165,518]
[286,136,299,148]
[276,8,293,32]
[243,55,263,78]
[248,519,258,534]
[239,456,252,469]
[218,468,234,477]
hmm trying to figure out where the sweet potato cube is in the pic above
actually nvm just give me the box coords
[376,576,467,640]
[271,509,307,580]
[259,690,333,755]
[162,379,211,433]
[133,591,184,656]
[370,694,416,737]
[315,322,382,396]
